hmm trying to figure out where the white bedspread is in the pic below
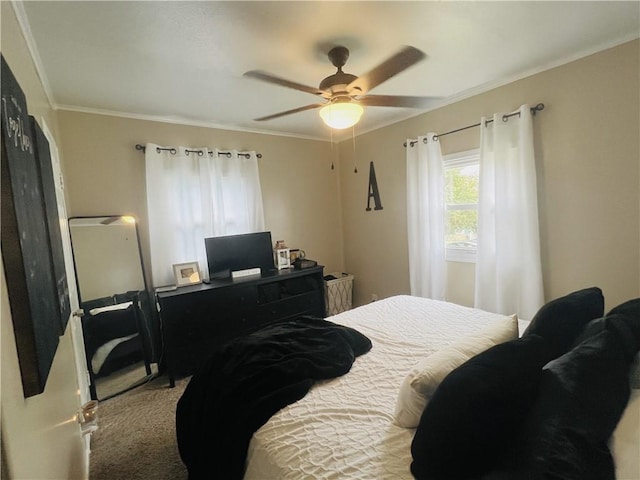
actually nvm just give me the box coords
[244,295,640,479]
[244,295,513,479]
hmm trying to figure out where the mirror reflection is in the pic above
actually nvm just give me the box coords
[69,216,157,400]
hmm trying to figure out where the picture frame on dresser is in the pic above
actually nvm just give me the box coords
[173,262,201,286]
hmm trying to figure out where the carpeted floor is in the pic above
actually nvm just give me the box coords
[89,375,189,480]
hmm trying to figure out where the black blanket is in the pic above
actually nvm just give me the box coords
[175,316,372,480]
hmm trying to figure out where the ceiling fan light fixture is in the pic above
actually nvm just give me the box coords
[319,102,363,129]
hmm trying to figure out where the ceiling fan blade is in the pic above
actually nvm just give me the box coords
[347,46,426,95]
[244,70,330,98]
[358,94,439,109]
[253,103,325,122]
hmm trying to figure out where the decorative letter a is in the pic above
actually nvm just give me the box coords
[366,161,383,211]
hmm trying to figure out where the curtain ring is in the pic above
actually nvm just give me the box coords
[198,150,204,157]
[502,114,509,122]
[432,135,439,142]
[226,152,232,158]
[154,146,177,154]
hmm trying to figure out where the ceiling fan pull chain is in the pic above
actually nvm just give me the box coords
[330,128,335,170]
[352,126,358,173]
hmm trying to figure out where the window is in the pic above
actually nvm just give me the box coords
[444,149,479,262]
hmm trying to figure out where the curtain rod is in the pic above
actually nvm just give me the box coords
[403,103,544,148]
[135,144,263,159]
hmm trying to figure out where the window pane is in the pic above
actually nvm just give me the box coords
[444,151,479,259]
[445,208,478,247]
[445,164,479,205]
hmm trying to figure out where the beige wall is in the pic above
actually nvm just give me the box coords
[56,112,345,284]
[1,3,88,479]
[339,40,640,311]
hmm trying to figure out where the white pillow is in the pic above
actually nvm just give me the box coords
[610,389,640,480]
[394,374,430,429]
[394,314,518,428]
[89,301,133,316]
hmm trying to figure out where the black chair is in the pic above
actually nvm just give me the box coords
[81,291,152,399]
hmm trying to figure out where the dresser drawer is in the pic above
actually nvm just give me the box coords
[215,285,258,307]
[257,291,324,322]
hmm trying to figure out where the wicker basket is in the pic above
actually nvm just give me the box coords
[324,272,354,316]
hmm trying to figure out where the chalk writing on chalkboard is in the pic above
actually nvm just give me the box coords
[2,97,33,153]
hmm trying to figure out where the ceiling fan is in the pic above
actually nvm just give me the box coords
[244,45,436,129]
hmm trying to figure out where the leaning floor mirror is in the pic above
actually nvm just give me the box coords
[69,215,157,400]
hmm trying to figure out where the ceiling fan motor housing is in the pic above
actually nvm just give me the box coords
[319,72,358,94]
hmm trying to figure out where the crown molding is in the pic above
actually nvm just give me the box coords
[10,0,56,109]
[54,104,329,142]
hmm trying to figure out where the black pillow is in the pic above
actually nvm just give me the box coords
[523,286,604,358]
[572,298,640,359]
[494,323,637,480]
[603,298,640,362]
[410,334,554,480]
[572,316,606,347]
[608,297,640,318]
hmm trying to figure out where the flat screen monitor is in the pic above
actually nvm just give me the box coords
[205,231,274,278]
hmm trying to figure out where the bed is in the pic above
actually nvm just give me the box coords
[177,294,640,479]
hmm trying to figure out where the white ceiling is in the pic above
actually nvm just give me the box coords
[16,1,640,141]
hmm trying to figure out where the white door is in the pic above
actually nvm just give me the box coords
[42,120,91,405]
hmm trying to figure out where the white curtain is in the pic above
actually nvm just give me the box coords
[474,105,544,320]
[406,134,446,300]
[145,144,265,286]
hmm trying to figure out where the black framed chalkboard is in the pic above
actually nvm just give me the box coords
[1,55,60,397]
[31,116,71,332]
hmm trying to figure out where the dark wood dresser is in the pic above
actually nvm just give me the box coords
[156,266,325,386]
